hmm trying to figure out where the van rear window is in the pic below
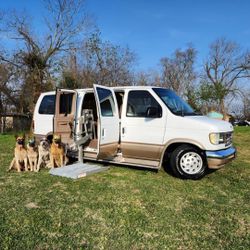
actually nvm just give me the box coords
[59,93,74,115]
[38,95,55,114]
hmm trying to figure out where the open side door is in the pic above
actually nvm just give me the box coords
[53,88,77,145]
[93,84,119,159]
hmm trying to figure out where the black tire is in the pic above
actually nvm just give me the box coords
[170,145,207,180]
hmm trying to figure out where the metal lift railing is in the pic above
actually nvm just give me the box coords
[73,109,96,162]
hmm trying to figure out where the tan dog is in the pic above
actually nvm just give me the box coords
[27,139,38,172]
[37,138,50,172]
[9,135,28,172]
[50,134,68,168]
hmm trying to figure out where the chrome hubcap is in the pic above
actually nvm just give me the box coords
[180,152,203,174]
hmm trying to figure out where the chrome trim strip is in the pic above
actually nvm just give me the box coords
[206,147,236,159]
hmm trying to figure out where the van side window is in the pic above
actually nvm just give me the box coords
[127,90,162,117]
[59,93,73,115]
[115,91,124,118]
[81,93,97,120]
[96,87,115,117]
[38,95,55,114]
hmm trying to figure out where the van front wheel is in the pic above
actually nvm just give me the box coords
[170,145,207,179]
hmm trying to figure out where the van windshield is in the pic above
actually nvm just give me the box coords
[153,88,199,116]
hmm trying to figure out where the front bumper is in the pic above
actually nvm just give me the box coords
[205,146,236,169]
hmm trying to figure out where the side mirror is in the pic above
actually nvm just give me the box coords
[146,107,161,118]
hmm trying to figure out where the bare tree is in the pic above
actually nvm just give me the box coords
[135,70,162,87]
[242,90,250,120]
[229,89,250,121]
[160,45,197,97]
[0,62,21,112]
[59,50,83,88]
[80,31,136,87]
[135,71,151,86]
[204,38,250,118]
[230,99,244,121]
[0,0,90,112]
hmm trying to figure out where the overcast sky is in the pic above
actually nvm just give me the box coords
[1,0,250,71]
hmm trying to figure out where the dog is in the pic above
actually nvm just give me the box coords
[37,138,50,172]
[27,138,38,172]
[50,134,68,168]
[8,135,28,172]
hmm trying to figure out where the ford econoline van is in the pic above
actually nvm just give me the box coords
[33,85,236,179]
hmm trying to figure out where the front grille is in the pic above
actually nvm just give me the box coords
[224,132,233,146]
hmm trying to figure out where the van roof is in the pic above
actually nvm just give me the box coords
[78,85,160,91]
[41,86,163,95]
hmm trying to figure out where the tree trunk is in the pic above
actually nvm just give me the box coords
[220,99,227,120]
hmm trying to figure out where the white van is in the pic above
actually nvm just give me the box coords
[33,85,236,179]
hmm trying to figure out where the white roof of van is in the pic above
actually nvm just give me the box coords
[76,85,161,92]
[41,86,163,95]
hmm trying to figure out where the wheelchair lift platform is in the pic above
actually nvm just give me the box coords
[49,162,109,179]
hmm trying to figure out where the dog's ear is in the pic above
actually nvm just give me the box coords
[27,132,34,140]
[53,134,61,141]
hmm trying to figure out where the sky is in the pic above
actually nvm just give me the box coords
[1,0,250,71]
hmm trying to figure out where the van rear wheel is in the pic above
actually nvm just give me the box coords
[170,145,207,179]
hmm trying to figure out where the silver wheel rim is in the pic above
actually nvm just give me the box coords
[179,152,203,175]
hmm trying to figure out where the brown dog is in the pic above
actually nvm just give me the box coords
[50,134,68,168]
[9,135,28,172]
[27,139,38,172]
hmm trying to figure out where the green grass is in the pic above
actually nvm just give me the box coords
[0,128,249,249]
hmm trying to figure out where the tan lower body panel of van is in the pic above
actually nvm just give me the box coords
[121,142,164,161]
[83,141,164,169]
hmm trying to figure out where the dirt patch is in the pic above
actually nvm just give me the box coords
[25,202,40,209]
[52,181,65,188]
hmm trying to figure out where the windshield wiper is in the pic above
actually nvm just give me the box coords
[174,110,201,116]
[174,110,185,116]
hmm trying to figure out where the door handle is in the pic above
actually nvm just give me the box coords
[122,127,125,134]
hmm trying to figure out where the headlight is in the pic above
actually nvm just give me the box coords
[209,133,225,145]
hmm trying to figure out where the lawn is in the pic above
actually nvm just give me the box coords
[0,128,249,249]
